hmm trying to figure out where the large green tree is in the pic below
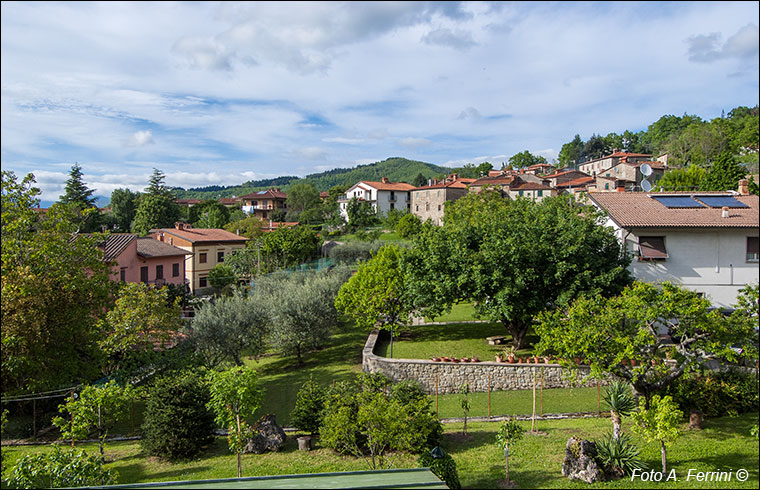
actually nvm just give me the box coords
[2,171,115,394]
[131,169,180,235]
[403,192,631,349]
[190,200,230,228]
[699,150,753,192]
[285,182,321,223]
[109,188,140,232]
[507,151,548,169]
[58,163,100,232]
[535,281,758,405]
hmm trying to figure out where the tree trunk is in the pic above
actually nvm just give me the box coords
[612,411,621,440]
[236,414,242,478]
[505,322,528,350]
[660,440,667,476]
[505,443,510,481]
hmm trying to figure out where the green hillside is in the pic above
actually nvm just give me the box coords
[174,157,450,199]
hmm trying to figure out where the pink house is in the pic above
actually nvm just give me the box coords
[99,234,191,287]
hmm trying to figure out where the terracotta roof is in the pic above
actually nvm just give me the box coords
[589,192,759,228]
[555,176,595,188]
[359,180,416,191]
[471,174,516,186]
[219,197,241,205]
[136,237,192,258]
[239,189,287,200]
[543,170,591,179]
[581,151,653,165]
[153,227,249,243]
[526,163,554,169]
[411,181,469,191]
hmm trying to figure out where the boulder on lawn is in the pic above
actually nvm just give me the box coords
[244,414,286,454]
[561,437,605,483]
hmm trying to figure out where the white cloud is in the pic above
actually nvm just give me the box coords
[126,130,154,147]
[421,28,476,50]
[687,24,759,63]
[293,146,329,160]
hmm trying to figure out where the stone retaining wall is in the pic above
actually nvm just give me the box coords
[362,329,599,394]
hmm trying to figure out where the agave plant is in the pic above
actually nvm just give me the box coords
[595,432,647,478]
[601,379,636,440]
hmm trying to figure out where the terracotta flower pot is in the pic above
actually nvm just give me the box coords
[442,357,451,362]
[495,355,504,363]
[573,357,581,364]
[630,359,638,366]
[431,357,441,362]
[532,356,539,364]
[472,357,480,362]
[518,358,524,364]
[507,355,516,363]
[543,357,552,364]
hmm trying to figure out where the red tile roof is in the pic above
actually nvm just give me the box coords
[471,174,516,186]
[510,181,553,191]
[543,170,591,179]
[359,180,416,191]
[137,237,192,258]
[555,176,595,188]
[589,192,759,228]
[152,226,249,243]
[411,181,469,191]
[239,189,287,200]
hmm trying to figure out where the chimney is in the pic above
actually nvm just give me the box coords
[175,222,184,230]
[738,179,749,196]
[616,181,625,192]
[381,177,389,184]
[428,179,432,186]
[721,206,730,218]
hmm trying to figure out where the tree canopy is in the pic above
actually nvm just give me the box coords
[403,192,632,348]
[131,169,180,235]
[535,281,758,404]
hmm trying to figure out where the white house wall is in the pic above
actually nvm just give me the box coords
[621,227,759,307]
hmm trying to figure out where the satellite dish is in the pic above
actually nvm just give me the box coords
[641,180,653,192]
[640,163,653,177]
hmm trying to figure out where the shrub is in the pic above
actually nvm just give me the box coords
[594,432,647,478]
[667,367,759,416]
[290,376,327,435]
[140,371,216,461]
[320,374,441,463]
[395,213,422,238]
[5,445,117,489]
[419,447,461,489]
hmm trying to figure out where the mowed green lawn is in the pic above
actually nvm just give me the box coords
[375,320,541,360]
[2,414,757,488]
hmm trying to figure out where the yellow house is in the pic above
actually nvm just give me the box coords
[151,222,248,294]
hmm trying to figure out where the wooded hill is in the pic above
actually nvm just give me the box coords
[173,157,450,199]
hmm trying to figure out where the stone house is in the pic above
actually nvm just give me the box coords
[239,189,287,219]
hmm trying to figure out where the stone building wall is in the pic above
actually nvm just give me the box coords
[362,330,599,394]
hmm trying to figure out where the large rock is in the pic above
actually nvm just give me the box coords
[561,437,605,483]
[244,414,286,454]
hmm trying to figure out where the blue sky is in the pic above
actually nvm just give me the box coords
[2,1,758,201]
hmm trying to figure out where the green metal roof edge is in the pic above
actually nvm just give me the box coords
[81,468,445,489]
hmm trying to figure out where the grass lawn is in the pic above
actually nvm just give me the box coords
[375,321,540,360]
[3,414,757,488]
[424,302,484,323]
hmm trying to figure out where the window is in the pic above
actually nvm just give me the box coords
[604,183,610,190]
[748,237,759,262]
[140,266,149,283]
[638,236,668,260]
[199,252,207,264]
[518,190,523,197]
[172,263,180,277]
[217,251,225,263]
[438,204,441,211]
[390,202,395,210]
[199,276,207,288]
[120,268,126,282]
[390,191,395,201]
[415,204,419,211]
[537,190,543,197]
[156,265,163,280]
[425,203,430,211]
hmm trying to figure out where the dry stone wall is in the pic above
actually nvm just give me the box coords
[362,329,599,394]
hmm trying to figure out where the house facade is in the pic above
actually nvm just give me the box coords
[338,178,415,222]
[589,186,759,307]
[410,181,469,225]
[97,233,190,287]
[150,223,248,294]
[239,189,287,219]
[578,151,652,176]
[588,160,666,192]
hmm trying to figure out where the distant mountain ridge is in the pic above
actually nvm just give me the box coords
[173,157,450,199]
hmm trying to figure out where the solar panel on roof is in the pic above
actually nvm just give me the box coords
[694,196,749,208]
[651,196,704,208]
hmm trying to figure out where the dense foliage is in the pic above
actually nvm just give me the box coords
[418,447,461,490]
[320,374,441,469]
[140,370,216,461]
[290,376,327,435]
[536,281,758,404]
[328,240,382,264]
[666,367,759,417]
[132,169,181,235]
[4,445,117,489]
[189,290,269,367]
[404,192,631,348]
[2,171,116,394]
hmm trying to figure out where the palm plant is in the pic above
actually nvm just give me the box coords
[601,379,636,440]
